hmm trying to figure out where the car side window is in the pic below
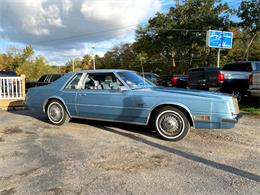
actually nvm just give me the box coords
[64,73,84,90]
[82,73,123,90]
[223,63,252,72]
[38,75,47,82]
[50,74,63,82]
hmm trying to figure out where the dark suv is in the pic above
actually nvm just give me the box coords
[0,70,17,76]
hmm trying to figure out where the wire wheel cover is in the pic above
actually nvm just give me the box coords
[158,111,184,137]
[49,103,64,123]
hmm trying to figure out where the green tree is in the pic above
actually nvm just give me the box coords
[16,55,54,80]
[237,0,260,60]
[5,45,35,70]
[134,0,232,74]
[81,54,92,69]
[0,53,13,70]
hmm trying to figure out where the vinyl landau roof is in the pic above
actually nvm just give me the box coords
[77,69,134,73]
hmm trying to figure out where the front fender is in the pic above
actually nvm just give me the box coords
[147,101,194,126]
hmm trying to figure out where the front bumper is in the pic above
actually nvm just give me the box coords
[194,113,242,129]
[222,113,242,124]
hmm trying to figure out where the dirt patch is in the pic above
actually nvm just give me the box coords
[3,127,23,135]
[0,187,16,195]
[47,187,63,195]
[0,137,4,142]
[17,167,43,177]
[25,131,36,135]
[11,151,24,157]
[94,147,171,173]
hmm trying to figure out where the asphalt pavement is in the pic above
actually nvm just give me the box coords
[0,110,259,194]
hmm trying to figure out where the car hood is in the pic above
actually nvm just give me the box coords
[133,87,232,101]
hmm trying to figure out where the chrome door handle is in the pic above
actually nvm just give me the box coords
[79,94,87,96]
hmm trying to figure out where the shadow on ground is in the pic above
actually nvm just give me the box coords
[8,109,50,124]
[7,110,260,183]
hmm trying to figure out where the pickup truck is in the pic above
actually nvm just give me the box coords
[26,74,64,91]
[249,71,260,97]
[142,72,160,85]
[158,75,188,88]
[188,61,260,102]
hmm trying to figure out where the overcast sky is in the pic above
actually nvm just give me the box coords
[0,0,241,65]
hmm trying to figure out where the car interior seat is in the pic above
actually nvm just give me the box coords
[102,76,113,90]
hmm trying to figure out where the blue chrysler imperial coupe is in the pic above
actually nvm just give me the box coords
[26,69,241,141]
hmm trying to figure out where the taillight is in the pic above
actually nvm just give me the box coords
[171,76,178,86]
[248,74,253,86]
[217,73,224,83]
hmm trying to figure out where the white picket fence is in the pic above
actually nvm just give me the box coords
[0,77,23,99]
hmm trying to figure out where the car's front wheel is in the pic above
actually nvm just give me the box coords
[47,100,69,125]
[154,107,190,141]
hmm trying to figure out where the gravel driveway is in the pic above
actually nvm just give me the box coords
[0,110,259,194]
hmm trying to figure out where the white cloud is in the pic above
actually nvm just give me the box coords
[81,0,160,26]
[0,0,161,64]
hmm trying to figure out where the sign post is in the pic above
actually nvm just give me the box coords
[217,48,221,68]
[206,30,233,68]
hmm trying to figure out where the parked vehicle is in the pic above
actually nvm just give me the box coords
[26,69,241,141]
[141,72,160,85]
[249,70,260,97]
[26,74,64,91]
[188,61,260,102]
[158,75,188,88]
[0,70,17,77]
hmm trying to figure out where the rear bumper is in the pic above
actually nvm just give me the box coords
[249,89,260,97]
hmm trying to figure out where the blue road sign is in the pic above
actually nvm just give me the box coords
[207,30,233,49]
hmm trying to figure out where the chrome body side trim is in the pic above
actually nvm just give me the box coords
[70,115,146,126]
[145,112,152,125]
[71,103,150,110]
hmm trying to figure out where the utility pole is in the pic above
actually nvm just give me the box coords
[93,55,96,70]
[72,59,75,72]
[92,46,96,70]
[175,0,180,7]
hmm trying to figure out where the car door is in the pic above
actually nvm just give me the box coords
[76,72,137,122]
[60,73,84,116]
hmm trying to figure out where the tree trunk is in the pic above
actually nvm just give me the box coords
[244,32,258,61]
[171,49,176,72]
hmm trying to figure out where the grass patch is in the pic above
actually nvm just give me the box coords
[240,97,260,115]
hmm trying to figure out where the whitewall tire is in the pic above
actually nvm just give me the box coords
[154,106,190,141]
[47,100,69,125]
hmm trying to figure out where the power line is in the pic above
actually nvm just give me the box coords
[29,25,207,45]
[32,24,138,45]
[146,27,206,32]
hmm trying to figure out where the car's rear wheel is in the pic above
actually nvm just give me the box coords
[47,100,69,125]
[154,107,190,141]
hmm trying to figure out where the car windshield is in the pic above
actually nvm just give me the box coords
[118,71,155,89]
